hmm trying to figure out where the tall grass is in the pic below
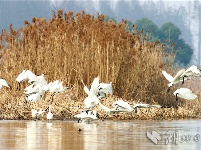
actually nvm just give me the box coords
[0,10,187,119]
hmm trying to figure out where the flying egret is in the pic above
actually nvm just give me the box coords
[0,79,10,89]
[162,69,186,92]
[174,88,197,101]
[31,109,46,120]
[16,70,36,90]
[74,110,98,123]
[81,77,100,109]
[24,84,45,96]
[82,78,113,99]
[97,82,113,98]
[46,105,53,122]
[180,65,201,83]
[84,95,100,110]
[82,77,100,97]
[46,80,66,104]
[99,100,162,115]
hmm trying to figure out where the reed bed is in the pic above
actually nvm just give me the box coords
[0,10,199,120]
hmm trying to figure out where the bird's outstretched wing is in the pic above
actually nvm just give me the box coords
[90,77,99,96]
[162,70,173,82]
[173,69,186,80]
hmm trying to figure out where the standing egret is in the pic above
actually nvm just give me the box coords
[162,69,186,92]
[174,88,197,101]
[46,105,53,122]
[31,109,46,120]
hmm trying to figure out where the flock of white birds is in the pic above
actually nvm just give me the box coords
[162,65,200,101]
[74,76,161,123]
[0,65,199,123]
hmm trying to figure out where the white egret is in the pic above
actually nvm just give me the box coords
[46,80,66,104]
[24,84,45,96]
[97,82,113,98]
[74,110,98,123]
[84,95,100,110]
[174,88,197,101]
[99,100,161,114]
[46,105,53,122]
[28,74,48,86]
[31,109,46,120]
[0,79,10,89]
[82,78,113,99]
[162,69,186,91]
[82,77,100,109]
[16,70,36,90]
[26,93,41,102]
[82,77,100,97]
[180,65,201,83]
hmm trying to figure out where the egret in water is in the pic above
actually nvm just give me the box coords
[46,105,53,122]
[74,110,98,123]
[162,69,186,92]
[16,70,36,90]
[31,109,46,120]
[174,88,197,101]
[0,79,10,89]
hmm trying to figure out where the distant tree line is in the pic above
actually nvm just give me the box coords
[105,16,193,66]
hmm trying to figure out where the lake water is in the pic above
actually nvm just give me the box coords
[0,119,201,150]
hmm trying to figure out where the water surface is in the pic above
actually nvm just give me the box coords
[0,119,201,150]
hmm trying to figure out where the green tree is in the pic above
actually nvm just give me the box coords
[158,22,182,43]
[174,38,193,66]
[159,22,193,65]
[135,18,159,41]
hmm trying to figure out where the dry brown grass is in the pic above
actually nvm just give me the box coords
[0,10,199,120]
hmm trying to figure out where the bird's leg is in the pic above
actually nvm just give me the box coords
[167,87,170,92]
[17,82,20,91]
[50,92,56,105]
[78,119,82,123]
[175,93,179,101]
[182,76,187,84]
[134,107,137,113]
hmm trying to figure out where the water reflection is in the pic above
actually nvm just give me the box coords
[0,119,200,149]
